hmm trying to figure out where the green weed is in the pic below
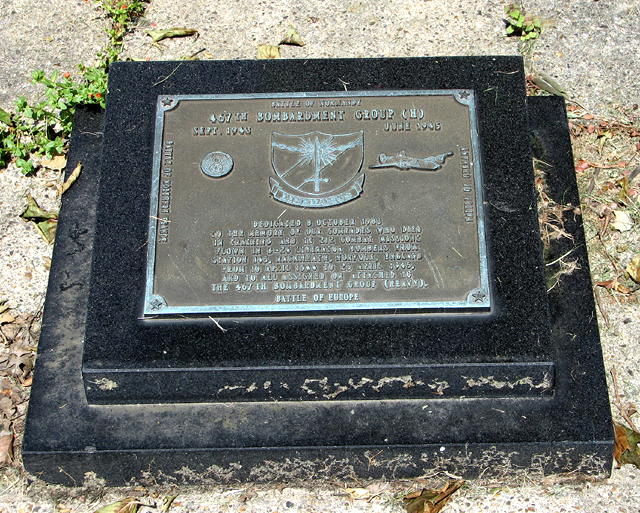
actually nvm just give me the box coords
[100,0,149,65]
[0,67,107,174]
[0,0,147,174]
[504,3,541,41]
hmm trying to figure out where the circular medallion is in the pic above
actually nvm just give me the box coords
[201,151,233,178]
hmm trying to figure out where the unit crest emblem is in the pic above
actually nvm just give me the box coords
[269,131,365,208]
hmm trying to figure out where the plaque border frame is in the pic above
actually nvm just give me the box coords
[143,89,490,315]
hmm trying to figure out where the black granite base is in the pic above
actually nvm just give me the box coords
[22,58,613,485]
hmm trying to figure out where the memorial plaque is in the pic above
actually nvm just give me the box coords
[145,91,490,315]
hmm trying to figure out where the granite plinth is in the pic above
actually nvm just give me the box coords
[22,58,613,485]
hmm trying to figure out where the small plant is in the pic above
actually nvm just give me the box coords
[100,0,148,65]
[0,67,106,174]
[0,108,11,167]
[504,3,541,41]
[0,0,147,174]
[101,0,146,31]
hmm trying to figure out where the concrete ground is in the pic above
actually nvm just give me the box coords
[0,0,639,511]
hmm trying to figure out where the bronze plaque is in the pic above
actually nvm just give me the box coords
[144,90,489,315]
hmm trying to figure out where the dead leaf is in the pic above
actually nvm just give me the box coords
[160,494,179,512]
[0,322,21,343]
[614,422,640,469]
[33,218,57,244]
[575,159,592,173]
[366,482,390,496]
[0,310,15,325]
[0,431,13,464]
[0,396,13,412]
[618,175,630,203]
[182,48,206,60]
[598,126,611,137]
[58,161,82,197]
[584,113,595,120]
[19,194,58,244]
[20,194,57,221]
[92,498,142,513]
[627,257,640,283]
[610,210,633,232]
[279,24,304,46]
[7,347,34,379]
[596,279,631,294]
[40,155,67,171]
[623,403,638,419]
[147,28,198,43]
[345,488,371,500]
[532,72,567,98]
[257,44,281,59]
[0,107,11,126]
[617,284,631,294]
[403,480,464,513]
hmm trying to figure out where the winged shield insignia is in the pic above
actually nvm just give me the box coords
[269,131,364,208]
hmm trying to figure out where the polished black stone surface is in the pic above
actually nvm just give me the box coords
[22,58,613,485]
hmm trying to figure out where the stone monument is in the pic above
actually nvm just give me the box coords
[23,57,613,484]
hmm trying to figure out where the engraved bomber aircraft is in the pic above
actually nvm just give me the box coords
[368,150,454,171]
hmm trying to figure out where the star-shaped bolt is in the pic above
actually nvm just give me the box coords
[471,290,487,303]
[149,298,165,310]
